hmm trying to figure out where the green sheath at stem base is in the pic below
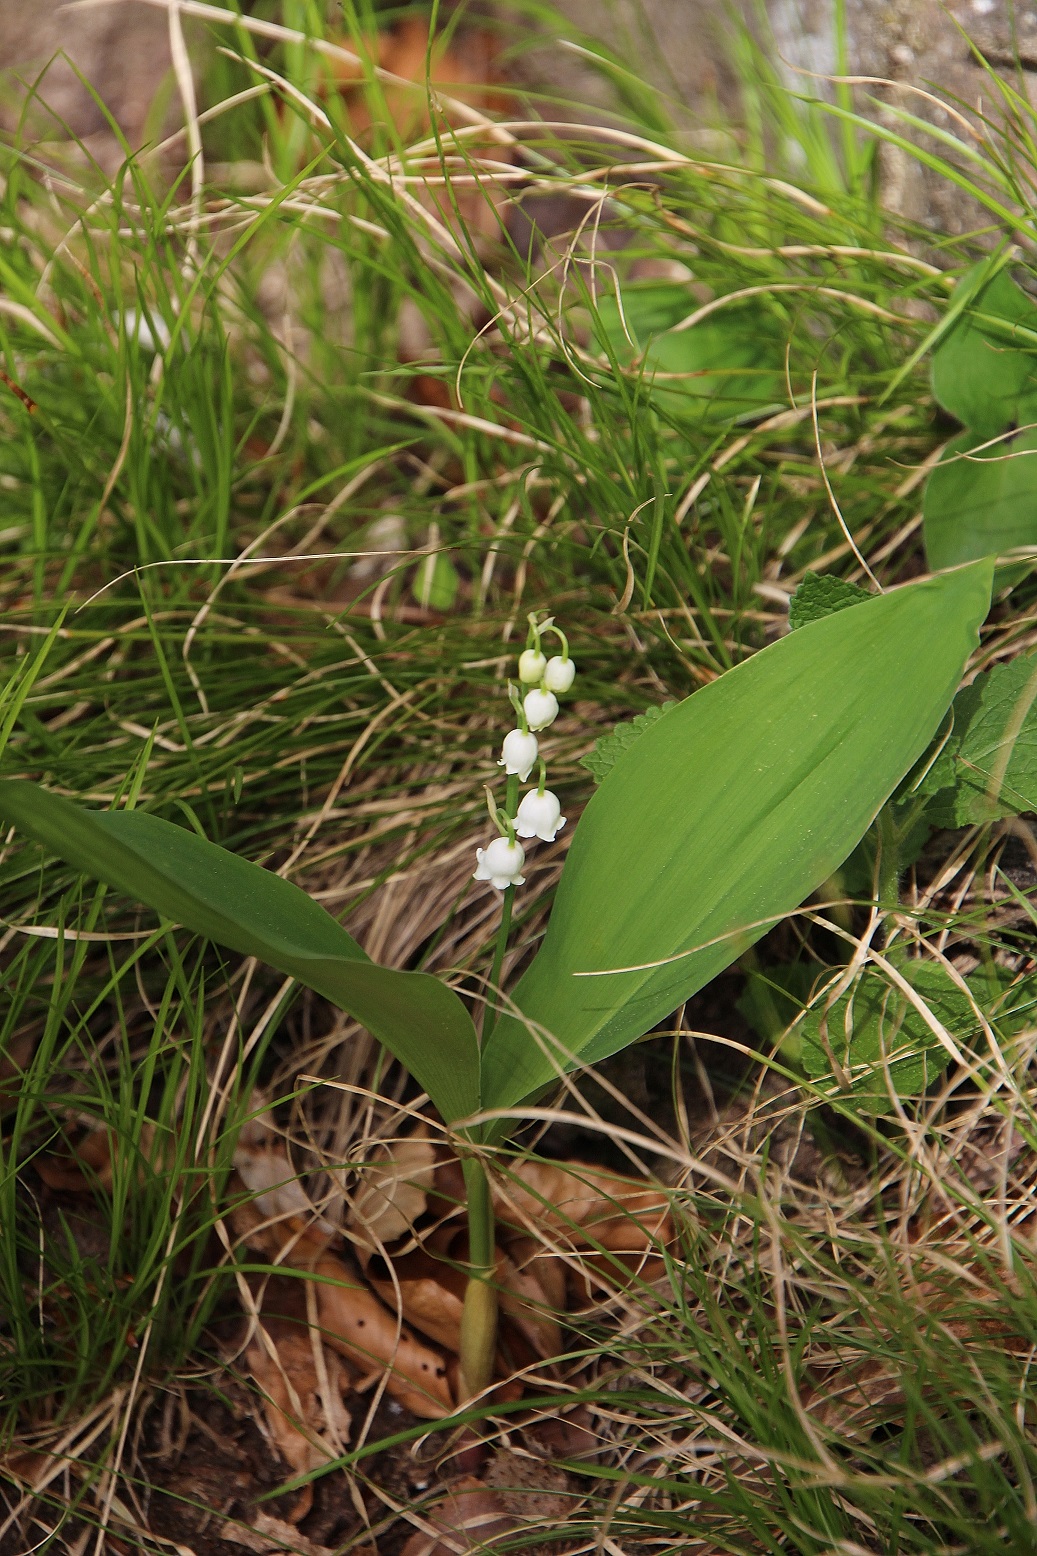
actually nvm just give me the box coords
[458,1155,498,1398]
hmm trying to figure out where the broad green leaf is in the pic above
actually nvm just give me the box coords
[801,958,1036,1114]
[923,426,1037,571]
[581,703,677,785]
[931,266,1037,439]
[0,781,480,1128]
[594,282,786,423]
[788,572,871,631]
[597,282,696,343]
[482,562,994,1120]
[914,653,1037,826]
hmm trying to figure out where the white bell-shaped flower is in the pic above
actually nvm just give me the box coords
[543,655,576,694]
[473,836,526,890]
[518,648,547,684]
[515,789,566,842]
[523,687,559,731]
[498,728,538,781]
[117,308,172,355]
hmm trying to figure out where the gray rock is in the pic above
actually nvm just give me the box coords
[0,0,177,171]
[526,0,1037,233]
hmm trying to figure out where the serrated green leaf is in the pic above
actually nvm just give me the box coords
[914,653,1037,826]
[931,265,1037,439]
[581,703,677,785]
[801,959,975,1113]
[923,426,1037,571]
[481,562,994,1127]
[801,957,1036,1113]
[788,572,871,631]
[0,781,481,1129]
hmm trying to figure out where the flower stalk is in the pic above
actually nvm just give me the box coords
[461,615,576,1395]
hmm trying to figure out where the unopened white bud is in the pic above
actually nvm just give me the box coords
[518,648,547,684]
[543,655,575,694]
[523,688,559,732]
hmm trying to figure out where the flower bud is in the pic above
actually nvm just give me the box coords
[473,836,526,890]
[518,648,547,684]
[498,728,539,781]
[515,789,566,842]
[523,688,559,732]
[543,655,575,694]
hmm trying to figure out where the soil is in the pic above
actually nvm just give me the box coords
[141,1383,427,1556]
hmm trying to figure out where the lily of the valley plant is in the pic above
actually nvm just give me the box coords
[0,562,997,1398]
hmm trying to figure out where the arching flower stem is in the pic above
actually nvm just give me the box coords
[508,681,529,730]
[543,622,570,661]
[483,784,516,846]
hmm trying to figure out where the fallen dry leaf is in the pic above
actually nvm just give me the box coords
[234,1140,337,1247]
[245,1321,351,1523]
[364,1241,467,1354]
[492,1159,674,1252]
[219,1510,340,1555]
[502,1235,567,1317]
[398,1475,518,1556]
[311,1249,454,1418]
[523,1405,601,1462]
[231,1126,671,1413]
[325,19,515,258]
[496,1248,563,1361]
[363,1218,563,1379]
[328,20,507,144]
[0,1030,35,1107]
[346,1128,438,1253]
[230,1191,454,1418]
[33,1123,116,1192]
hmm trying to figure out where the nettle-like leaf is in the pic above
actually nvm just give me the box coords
[800,957,1028,1114]
[788,572,871,631]
[481,562,994,1126]
[924,263,1037,570]
[914,653,1037,826]
[594,282,786,423]
[0,782,481,1130]
[581,703,677,785]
